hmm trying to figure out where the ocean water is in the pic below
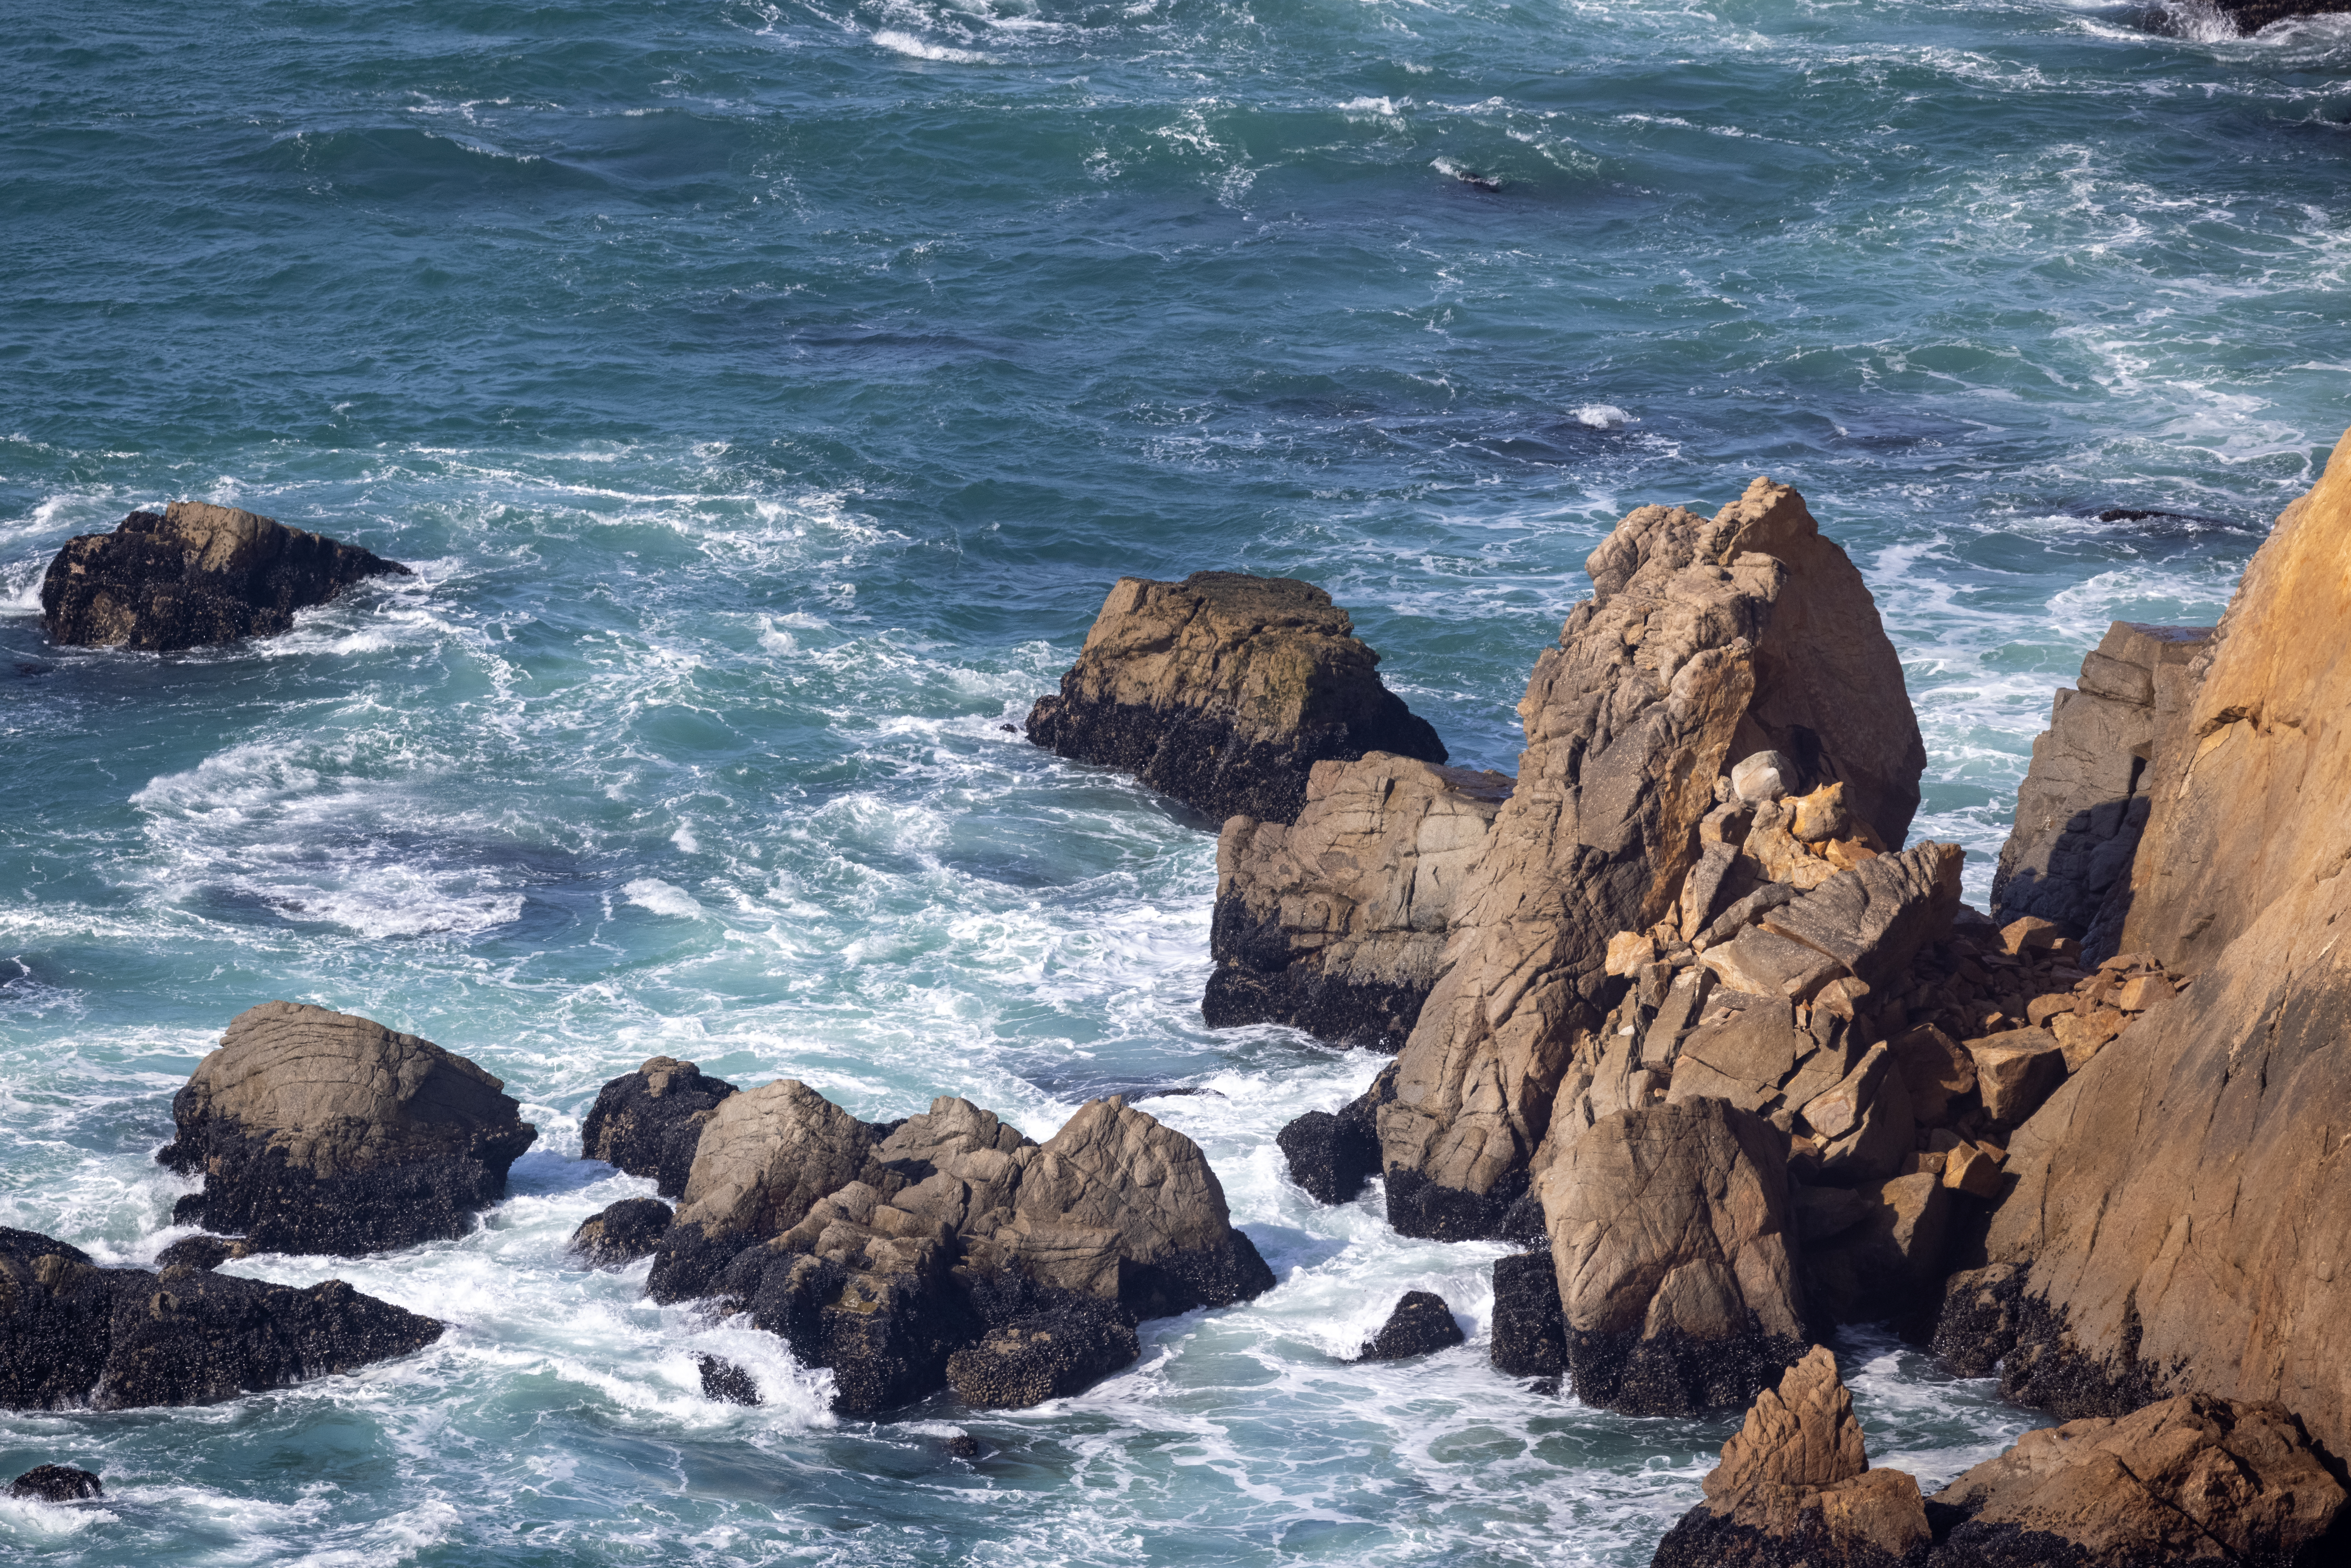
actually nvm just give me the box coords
[3,0,2346,1560]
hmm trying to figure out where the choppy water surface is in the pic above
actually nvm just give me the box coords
[4,0,2346,1561]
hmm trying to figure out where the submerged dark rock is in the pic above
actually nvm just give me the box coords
[1356,1291,1464,1362]
[157,1001,538,1257]
[1025,571,1445,826]
[947,1294,1141,1408]
[0,1225,442,1411]
[154,1235,245,1272]
[569,1197,673,1269]
[579,1057,738,1199]
[696,1354,761,1406]
[40,502,409,652]
[7,1465,104,1503]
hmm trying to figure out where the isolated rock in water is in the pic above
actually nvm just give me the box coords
[1379,480,1926,1239]
[1357,1290,1464,1362]
[1274,1067,1392,1205]
[39,502,410,652]
[696,1354,761,1406]
[1976,429,2351,1458]
[648,1088,1271,1415]
[569,1197,673,1269]
[1538,1099,1808,1415]
[1489,1251,1567,1380]
[7,1465,103,1502]
[580,1057,739,1199]
[946,1295,1140,1409]
[1024,572,1447,825]
[1929,1395,2345,1567]
[1991,620,2209,954]
[156,1002,539,1257]
[1205,754,1511,1048]
[1650,1345,1930,1568]
[0,1225,442,1411]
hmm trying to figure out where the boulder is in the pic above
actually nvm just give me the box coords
[1023,572,1445,826]
[1650,1345,1931,1568]
[1489,1250,1567,1380]
[1974,430,2351,1458]
[1204,754,1511,1048]
[1757,840,1964,991]
[579,1057,738,1199]
[946,1295,1140,1408]
[667,1079,885,1246]
[569,1197,673,1269]
[156,1002,538,1256]
[1275,1089,1383,1207]
[0,1225,441,1411]
[1356,1290,1465,1362]
[1538,1099,1809,1415]
[1927,1395,2346,1567]
[7,1465,103,1503]
[1963,1028,2063,1126]
[40,502,410,651]
[1377,480,1926,1238]
[1885,1024,1976,1126]
[1991,620,2210,956]
[696,1354,760,1405]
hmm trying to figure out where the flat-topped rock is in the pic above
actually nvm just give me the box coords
[40,502,410,651]
[1206,753,1511,1049]
[1024,571,1446,825]
[157,1002,538,1256]
[0,1225,442,1410]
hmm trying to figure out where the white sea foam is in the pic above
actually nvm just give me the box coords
[872,29,998,63]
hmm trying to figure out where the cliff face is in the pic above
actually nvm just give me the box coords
[1982,428,2351,1458]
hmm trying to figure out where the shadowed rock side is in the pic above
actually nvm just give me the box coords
[641,1086,1271,1416]
[157,1002,538,1257]
[0,1226,442,1411]
[40,502,410,652]
[1651,1346,1929,1568]
[8,1465,104,1502]
[1024,571,1446,826]
[1991,620,2210,958]
[1356,1290,1465,1362]
[570,1197,674,1269]
[2204,1,2351,35]
[1540,1099,1809,1416]
[1971,429,2351,1462]
[579,1056,739,1198]
[1375,480,1927,1240]
[1205,754,1513,1049]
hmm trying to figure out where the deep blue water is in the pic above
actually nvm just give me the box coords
[4,0,2346,1562]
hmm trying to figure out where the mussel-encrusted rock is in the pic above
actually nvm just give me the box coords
[1355,1290,1463,1362]
[569,1197,673,1269]
[40,502,409,651]
[0,1225,442,1410]
[1025,571,1445,826]
[157,1002,538,1257]
[579,1056,737,1199]
[7,1464,104,1502]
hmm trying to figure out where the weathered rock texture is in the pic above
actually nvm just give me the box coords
[40,503,409,652]
[1991,621,2210,956]
[1356,1290,1465,1362]
[945,1294,1140,1409]
[1976,430,2351,1461]
[641,1085,1270,1415]
[1927,1395,2346,1567]
[580,1057,738,1199]
[157,1002,538,1257]
[1375,480,1927,1239]
[0,1225,442,1410]
[1651,1346,1930,1568]
[1489,1250,1568,1381]
[1537,1099,1809,1415]
[1206,754,1511,1048]
[1024,572,1446,826]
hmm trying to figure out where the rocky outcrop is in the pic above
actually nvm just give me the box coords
[0,1225,442,1410]
[1991,621,2210,956]
[1356,1291,1465,1362]
[1651,1346,1931,1568]
[157,1002,538,1257]
[946,1293,1140,1408]
[1205,755,1511,1048]
[569,1197,673,1269]
[40,503,410,652]
[7,1465,104,1502]
[579,1057,738,1199]
[1537,1099,1809,1415]
[1927,1395,2346,1567]
[1024,572,1446,826]
[1374,480,1928,1239]
[1971,430,2351,1459]
[639,1084,1269,1415]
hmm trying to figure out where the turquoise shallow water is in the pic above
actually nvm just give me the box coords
[3,0,2346,1561]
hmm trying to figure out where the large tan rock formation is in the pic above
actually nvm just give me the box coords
[1023,572,1446,825]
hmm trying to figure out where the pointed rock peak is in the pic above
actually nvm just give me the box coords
[1705,1344,1868,1501]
